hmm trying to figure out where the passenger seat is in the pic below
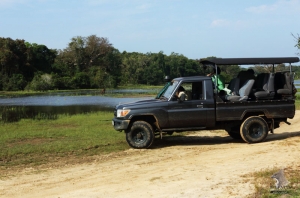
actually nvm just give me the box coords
[226,79,255,101]
[274,72,294,99]
[253,73,275,99]
[185,90,192,100]
[228,70,255,96]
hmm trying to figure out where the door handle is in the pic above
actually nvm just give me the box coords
[197,105,203,108]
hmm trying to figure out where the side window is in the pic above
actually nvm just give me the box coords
[191,81,203,100]
[179,82,192,100]
[178,81,203,100]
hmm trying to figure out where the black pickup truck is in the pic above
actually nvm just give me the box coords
[112,57,299,149]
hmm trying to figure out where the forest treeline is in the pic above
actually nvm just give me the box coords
[1,35,300,91]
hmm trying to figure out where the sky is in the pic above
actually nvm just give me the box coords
[1,0,300,59]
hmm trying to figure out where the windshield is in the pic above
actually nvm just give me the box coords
[155,82,171,99]
[162,81,179,99]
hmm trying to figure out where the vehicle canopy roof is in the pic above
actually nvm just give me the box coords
[199,57,299,65]
[173,76,211,81]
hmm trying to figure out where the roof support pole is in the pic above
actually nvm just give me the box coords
[214,64,218,93]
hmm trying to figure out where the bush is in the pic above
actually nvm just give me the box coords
[72,72,91,89]
[51,74,73,89]
[26,73,54,91]
[0,74,27,91]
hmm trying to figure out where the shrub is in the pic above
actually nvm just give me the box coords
[26,73,54,91]
[0,73,27,91]
[72,72,91,89]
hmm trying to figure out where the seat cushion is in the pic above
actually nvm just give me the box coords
[254,91,269,98]
[277,89,291,95]
[254,91,275,99]
[226,95,241,101]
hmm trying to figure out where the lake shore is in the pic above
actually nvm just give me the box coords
[0,86,161,98]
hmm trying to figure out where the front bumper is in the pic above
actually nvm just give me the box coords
[112,118,130,131]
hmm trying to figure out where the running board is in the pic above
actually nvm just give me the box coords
[162,127,206,132]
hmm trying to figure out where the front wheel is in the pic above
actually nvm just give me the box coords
[226,125,242,140]
[240,116,268,143]
[126,121,154,149]
[227,131,242,140]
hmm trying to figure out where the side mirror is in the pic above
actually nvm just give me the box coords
[164,76,171,82]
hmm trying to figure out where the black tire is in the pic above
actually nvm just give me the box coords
[126,121,154,149]
[226,125,242,139]
[227,131,242,139]
[240,116,268,143]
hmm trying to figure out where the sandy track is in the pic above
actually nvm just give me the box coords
[1,111,300,198]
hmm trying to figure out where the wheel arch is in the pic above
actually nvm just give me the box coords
[240,110,268,121]
[127,114,159,132]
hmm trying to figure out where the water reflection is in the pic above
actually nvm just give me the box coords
[0,105,112,122]
[0,95,150,106]
[0,94,153,123]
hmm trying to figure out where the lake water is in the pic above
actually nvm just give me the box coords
[0,90,155,122]
[295,80,300,88]
[1,81,299,123]
[0,95,150,107]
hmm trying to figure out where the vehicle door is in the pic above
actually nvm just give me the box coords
[167,81,210,128]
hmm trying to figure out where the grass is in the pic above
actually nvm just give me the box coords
[0,89,158,99]
[117,84,163,89]
[1,89,300,195]
[0,111,129,168]
[295,99,300,110]
[0,89,79,97]
[246,166,300,197]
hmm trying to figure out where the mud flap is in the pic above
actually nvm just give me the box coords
[154,121,163,139]
[270,119,274,134]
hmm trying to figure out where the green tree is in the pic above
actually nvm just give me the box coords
[0,38,29,90]
[25,43,56,74]
[101,48,122,88]
[54,35,115,89]
[219,65,241,83]
[0,38,57,90]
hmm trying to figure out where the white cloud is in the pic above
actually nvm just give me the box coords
[0,0,52,8]
[87,0,110,6]
[246,4,277,13]
[0,0,30,7]
[210,19,230,27]
[0,0,18,7]
[210,18,247,29]
[246,0,300,14]
[136,3,152,11]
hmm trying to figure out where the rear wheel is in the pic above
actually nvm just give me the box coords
[126,121,154,149]
[240,116,268,143]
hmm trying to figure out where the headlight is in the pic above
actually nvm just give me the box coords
[117,109,131,117]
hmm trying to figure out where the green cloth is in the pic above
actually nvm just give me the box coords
[211,75,225,90]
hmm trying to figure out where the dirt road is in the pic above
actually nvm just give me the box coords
[1,111,300,198]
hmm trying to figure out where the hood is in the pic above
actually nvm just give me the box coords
[115,99,165,109]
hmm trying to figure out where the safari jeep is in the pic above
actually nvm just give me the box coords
[112,57,299,149]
